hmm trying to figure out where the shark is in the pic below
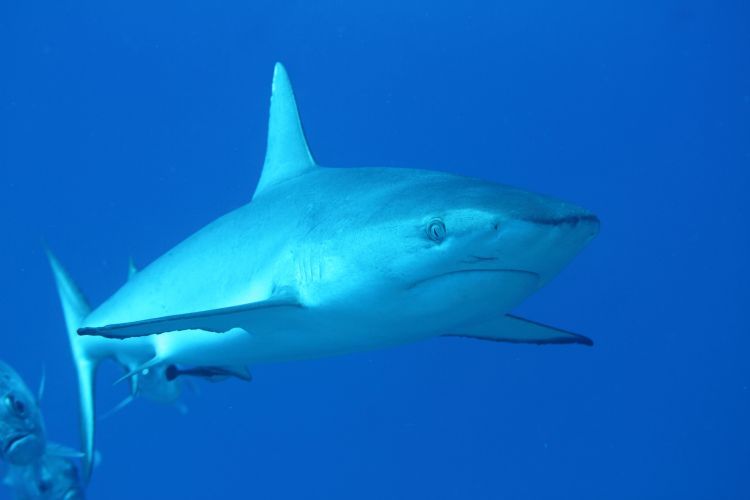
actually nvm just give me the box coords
[47,62,599,481]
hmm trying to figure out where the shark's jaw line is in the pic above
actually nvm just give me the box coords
[46,62,599,481]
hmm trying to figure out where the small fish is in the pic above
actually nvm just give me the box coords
[102,361,251,419]
[97,260,251,420]
[100,362,186,419]
[0,363,45,466]
[133,364,184,405]
[3,454,85,500]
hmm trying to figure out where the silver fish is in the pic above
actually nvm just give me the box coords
[3,454,85,500]
[0,363,45,466]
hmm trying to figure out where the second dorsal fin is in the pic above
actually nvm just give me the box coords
[127,257,138,280]
[253,63,316,199]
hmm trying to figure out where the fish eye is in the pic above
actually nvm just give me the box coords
[4,394,26,417]
[426,218,446,243]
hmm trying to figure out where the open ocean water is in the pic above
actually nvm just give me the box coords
[1,1,748,499]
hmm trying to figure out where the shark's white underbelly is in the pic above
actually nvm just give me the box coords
[154,318,436,367]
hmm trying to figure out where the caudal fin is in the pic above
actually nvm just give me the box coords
[46,249,97,483]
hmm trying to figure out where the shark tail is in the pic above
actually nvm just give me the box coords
[46,249,98,483]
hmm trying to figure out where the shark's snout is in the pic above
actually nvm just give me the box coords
[583,215,601,244]
[479,202,599,287]
[514,197,600,248]
[534,212,600,246]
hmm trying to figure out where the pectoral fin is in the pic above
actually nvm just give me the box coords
[99,394,135,420]
[127,257,138,280]
[46,442,85,459]
[78,297,304,339]
[445,314,593,346]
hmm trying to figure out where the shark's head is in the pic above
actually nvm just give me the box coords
[306,169,599,330]
[388,171,600,285]
[0,362,45,465]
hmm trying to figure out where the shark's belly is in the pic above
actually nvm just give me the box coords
[158,317,435,367]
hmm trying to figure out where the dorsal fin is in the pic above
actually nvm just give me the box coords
[253,63,316,199]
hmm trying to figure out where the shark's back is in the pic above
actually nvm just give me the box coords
[81,166,424,327]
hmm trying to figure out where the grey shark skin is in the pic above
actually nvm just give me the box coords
[0,363,45,466]
[47,63,599,479]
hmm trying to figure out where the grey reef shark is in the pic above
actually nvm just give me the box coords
[47,63,599,481]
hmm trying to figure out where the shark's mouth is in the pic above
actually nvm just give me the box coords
[407,268,540,290]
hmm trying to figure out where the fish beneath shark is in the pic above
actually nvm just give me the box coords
[0,362,86,499]
[47,62,600,481]
[0,363,45,466]
[93,260,253,420]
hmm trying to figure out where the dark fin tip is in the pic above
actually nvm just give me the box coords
[443,333,594,347]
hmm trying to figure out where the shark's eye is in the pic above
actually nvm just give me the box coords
[426,219,446,243]
[4,394,26,417]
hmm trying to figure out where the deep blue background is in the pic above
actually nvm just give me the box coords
[1,1,748,499]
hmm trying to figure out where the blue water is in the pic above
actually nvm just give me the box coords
[1,1,748,499]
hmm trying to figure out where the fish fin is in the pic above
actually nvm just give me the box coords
[444,314,593,346]
[37,365,46,405]
[99,394,135,420]
[79,296,303,339]
[127,257,138,280]
[253,63,316,200]
[176,402,189,415]
[45,249,98,483]
[113,357,161,386]
[46,443,85,459]
[184,379,200,395]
